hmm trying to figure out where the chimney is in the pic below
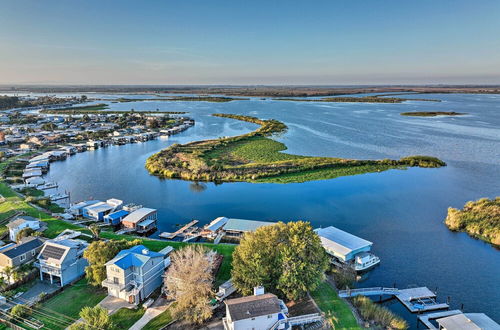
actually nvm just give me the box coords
[253,286,265,296]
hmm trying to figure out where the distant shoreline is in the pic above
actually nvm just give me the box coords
[2,85,500,97]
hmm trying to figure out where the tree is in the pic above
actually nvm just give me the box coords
[83,239,140,286]
[232,221,328,301]
[10,304,30,319]
[41,122,56,131]
[88,224,101,240]
[15,227,36,242]
[69,305,114,330]
[164,245,214,325]
[2,266,14,283]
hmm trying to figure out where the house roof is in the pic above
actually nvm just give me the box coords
[437,313,500,330]
[84,202,114,213]
[6,216,39,229]
[106,245,164,269]
[69,200,101,211]
[223,218,276,233]
[122,208,157,224]
[39,239,88,263]
[314,226,372,257]
[225,293,282,321]
[105,210,129,220]
[2,237,45,259]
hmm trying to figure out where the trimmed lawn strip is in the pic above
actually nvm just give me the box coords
[110,307,146,329]
[142,309,173,330]
[310,281,360,330]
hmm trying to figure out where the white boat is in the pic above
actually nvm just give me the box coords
[315,226,381,272]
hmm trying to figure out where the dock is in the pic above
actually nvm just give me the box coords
[339,286,449,313]
[417,310,462,329]
[160,220,199,239]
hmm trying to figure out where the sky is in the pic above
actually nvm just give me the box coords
[1,0,500,85]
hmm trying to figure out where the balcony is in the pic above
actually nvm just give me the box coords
[38,263,62,275]
[101,279,125,291]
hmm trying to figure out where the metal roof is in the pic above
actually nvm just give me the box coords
[205,217,229,232]
[104,210,129,220]
[223,218,276,233]
[437,313,500,330]
[84,202,114,213]
[106,245,164,269]
[122,208,157,224]
[315,226,372,257]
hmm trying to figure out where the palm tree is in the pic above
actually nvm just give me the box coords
[88,224,101,240]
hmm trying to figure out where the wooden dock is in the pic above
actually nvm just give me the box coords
[417,310,462,329]
[161,220,199,239]
[339,286,449,313]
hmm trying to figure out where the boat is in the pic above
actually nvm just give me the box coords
[315,226,380,272]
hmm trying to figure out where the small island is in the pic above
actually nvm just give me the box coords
[146,114,446,183]
[276,96,440,103]
[40,103,187,115]
[445,197,500,247]
[400,111,465,117]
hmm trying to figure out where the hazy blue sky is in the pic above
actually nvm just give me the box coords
[1,0,499,85]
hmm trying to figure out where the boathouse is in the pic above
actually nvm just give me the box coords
[222,218,276,237]
[121,208,158,233]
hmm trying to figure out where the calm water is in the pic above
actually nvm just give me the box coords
[43,93,500,326]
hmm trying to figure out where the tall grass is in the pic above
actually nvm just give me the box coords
[352,296,408,329]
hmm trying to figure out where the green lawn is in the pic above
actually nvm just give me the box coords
[36,278,107,329]
[110,307,146,329]
[310,281,360,330]
[142,309,173,330]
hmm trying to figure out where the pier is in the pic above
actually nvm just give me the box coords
[160,220,199,239]
[338,286,449,313]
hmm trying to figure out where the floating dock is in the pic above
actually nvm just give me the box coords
[160,220,199,239]
[339,286,449,313]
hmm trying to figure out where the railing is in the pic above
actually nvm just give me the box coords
[101,280,125,291]
[38,263,62,275]
[339,287,399,297]
[269,313,323,330]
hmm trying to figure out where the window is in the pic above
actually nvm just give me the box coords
[32,250,36,256]
[20,254,26,261]
[267,315,272,318]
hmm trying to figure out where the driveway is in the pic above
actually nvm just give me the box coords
[129,297,170,330]
[14,280,60,305]
[99,295,135,315]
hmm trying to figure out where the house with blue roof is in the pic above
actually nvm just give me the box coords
[102,245,173,304]
[104,210,129,226]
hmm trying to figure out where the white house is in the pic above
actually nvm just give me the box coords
[223,287,288,330]
[102,245,172,304]
[6,216,41,242]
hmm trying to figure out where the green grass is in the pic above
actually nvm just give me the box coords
[310,281,360,330]
[142,309,173,330]
[36,278,107,329]
[110,307,146,329]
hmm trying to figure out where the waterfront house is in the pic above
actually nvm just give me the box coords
[121,208,157,233]
[102,245,172,304]
[0,237,45,283]
[82,202,115,221]
[223,287,289,330]
[104,210,129,226]
[222,218,276,237]
[436,312,500,330]
[68,200,101,216]
[7,216,41,242]
[314,226,380,272]
[36,238,89,286]
[203,216,230,237]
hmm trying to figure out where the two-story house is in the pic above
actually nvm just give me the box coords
[6,216,41,242]
[0,237,45,283]
[102,245,172,305]
[36,238,89,287]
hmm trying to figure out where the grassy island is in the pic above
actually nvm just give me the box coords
[145,114,446,183]
[111,96,248,103]
[445,197,500,247]
[275,96,440,103]
[401,111,465,117]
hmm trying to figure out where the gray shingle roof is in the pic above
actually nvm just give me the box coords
[225,293,282,321]
[2,237,44,258]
